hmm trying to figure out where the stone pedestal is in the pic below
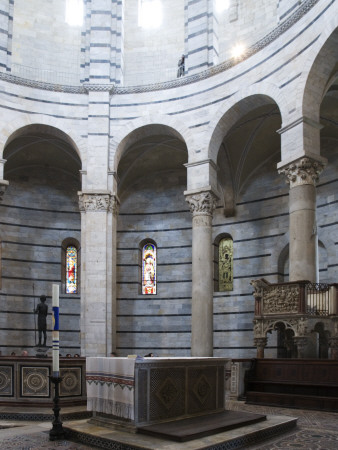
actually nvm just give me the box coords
[186,190,217,356]
[35,346,48,358]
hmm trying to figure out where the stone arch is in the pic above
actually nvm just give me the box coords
[311,321,331,359]
[110,114,193,172]
[207,82,288,163]
[265,320,297,359]
[301,20,338,122]
[0,115,86,165]
[264,319,297,337]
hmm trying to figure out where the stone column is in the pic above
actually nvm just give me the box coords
[293,336,308,358]
[278,157,325,282]
[328,336,338,360]
[254,337,267,359]
[78,191,118,356]
[185,190,217,356]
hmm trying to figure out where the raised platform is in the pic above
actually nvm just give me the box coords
[63,413,297,449]
[138,410,266,442]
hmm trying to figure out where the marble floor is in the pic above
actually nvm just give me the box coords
[0,400,337,449]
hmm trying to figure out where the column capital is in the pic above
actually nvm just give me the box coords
[78,191,119,215]
[0,179,9,202]
[278,156,326,188]
[184,189,218,216]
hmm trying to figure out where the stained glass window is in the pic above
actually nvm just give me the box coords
[219,237,233,291]
[66,245,77,294]
[142,243,156,295]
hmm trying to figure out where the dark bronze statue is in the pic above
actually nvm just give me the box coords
[177,54,185,78]
[35,295,48,346]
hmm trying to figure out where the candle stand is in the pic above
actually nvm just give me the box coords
[49,375,66,440]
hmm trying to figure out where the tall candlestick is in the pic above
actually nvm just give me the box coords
[52,284,60,377]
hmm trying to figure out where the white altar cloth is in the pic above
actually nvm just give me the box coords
[86,357,135,420]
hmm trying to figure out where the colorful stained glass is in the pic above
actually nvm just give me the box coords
[219,238,233,291]
[142,243,156,295]
[66,245,77,294]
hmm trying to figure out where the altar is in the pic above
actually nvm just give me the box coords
[86,357,227,427]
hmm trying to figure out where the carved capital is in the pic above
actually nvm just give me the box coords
[109,195,119,216]
[0,179,9,202]
[254,337,267,349]
[253,319,265,339]
[278,157,325,188]
[185,191,217,216]
[78,192,119,214]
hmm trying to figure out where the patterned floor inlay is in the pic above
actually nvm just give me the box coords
[227,400,338,449]
[0,431,101,449]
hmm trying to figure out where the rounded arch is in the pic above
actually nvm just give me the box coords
[207,83,288,163]
[110,115,193,172]
[301,20,338,122]
[0,116,86,164]
[264,319,297,337]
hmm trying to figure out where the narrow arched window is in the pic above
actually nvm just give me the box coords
[66,245,77,293]
[142,243,156,295]
[219,237,233,291]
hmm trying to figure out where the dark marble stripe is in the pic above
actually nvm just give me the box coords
[2,257,60,265]
[0,203,79,214]
[0,102,87,120]
[280,1,299,20]
[2,240,61,248]
[213,212,288,228]
[0,221,80,231]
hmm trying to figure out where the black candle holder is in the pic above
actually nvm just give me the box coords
[49,376,66,441]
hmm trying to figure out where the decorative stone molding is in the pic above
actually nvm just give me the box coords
[185,191,217,216]
[0,179,9,202]
[253,319,265,338]
[83,84,115,94]
[263,285,300,314]
[0,0,319,94]
[251,279,269,300]
[78,192,119,214]
[289,317,308,336]
[278,157,325,188]
[109,195,120,216]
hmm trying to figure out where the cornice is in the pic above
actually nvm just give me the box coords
[0,0,320,95]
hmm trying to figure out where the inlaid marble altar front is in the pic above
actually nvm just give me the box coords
[86,357,227,427]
